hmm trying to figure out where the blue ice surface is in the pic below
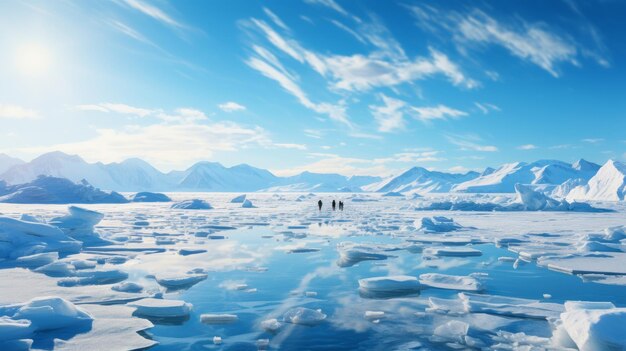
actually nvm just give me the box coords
[144,226,626,350]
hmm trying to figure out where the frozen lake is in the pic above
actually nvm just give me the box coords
[1,192,626,350]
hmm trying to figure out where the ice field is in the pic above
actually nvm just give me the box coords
[1,192,625,350]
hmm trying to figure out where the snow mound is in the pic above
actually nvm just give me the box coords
[419,273,484,291]
[0,216,81,260]
[242,199,256,208]
[128,298,192,318]
[0,297,92,344]
[230,194,246,203]
[418,216,467,233]
[559,301,626,350]
[130,192,171,202]
[567,159,626,201]
[171,199,212,210]
[358,275,421,298]
[0,176,128,204]
[282,307,326,326]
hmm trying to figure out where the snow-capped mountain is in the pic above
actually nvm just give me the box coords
[363,167,479,193]
[261,172,380,192]
[566,160,626,201]
[0,151,378,192]
[452,159,600,193]
[176,162,278,191]
[0,153,24,174]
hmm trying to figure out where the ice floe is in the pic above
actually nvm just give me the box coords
[358,275,421,298]
[128,298,192,319]
[419,273,484,291]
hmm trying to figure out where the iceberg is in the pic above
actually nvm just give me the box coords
[282,307,326,326]
[130,192,171,202]
[49,206,109,246]
[242,199,256,208]
[171,199,212,210]
[0,176,128,204]
[560,301,626,351]
[0,297,92,344]
[260,318,282,332]
[230,194,246,203]
[0,216,81,260]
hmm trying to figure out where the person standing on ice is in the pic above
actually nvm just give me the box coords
[318,200,322,211]
[339,201,343,211]
[332,200,336,211]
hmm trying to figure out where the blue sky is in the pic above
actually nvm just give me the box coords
[0,0,624,176]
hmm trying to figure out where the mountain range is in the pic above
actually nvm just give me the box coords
[0,151,624,200]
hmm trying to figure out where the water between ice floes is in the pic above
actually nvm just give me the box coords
[144,225,626,350]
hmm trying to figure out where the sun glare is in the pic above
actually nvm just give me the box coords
[15,43,51,76]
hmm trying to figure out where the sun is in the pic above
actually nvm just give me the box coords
[15,43,52,76]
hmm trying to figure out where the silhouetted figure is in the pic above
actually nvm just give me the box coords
[339,201,344,211]
[318,200,323,211]
[332,200,336,211]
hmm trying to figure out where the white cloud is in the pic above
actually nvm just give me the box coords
[0,104,38,119]
[274,150,444,177]
[244,14,476,127]
[369,94,406,132]
[446,134,498,152]
[582,138,604,143]
[411,104,467,122]
[457,11,578,77]
[323,48,477,92]
[474,102,500,114]
[76,103,153,117]
[246,50,350,127]
[517,144,537,150]
[409,5,594,77]
[218,102,247,113]
[263,8,289,31]
[20,119,271,171]
[274,143,307,150]
[121,0,184,29]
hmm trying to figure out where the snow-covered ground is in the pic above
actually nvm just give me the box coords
[1,192,625,350]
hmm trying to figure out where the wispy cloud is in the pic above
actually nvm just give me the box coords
[0,104,39,119]
[582,138,604,143]
[274,143,307,150]
[121,0,184,29]
[446,133,498,152]
[218,102,246,113]
[517,144,538,150]
[408,6,606,77]
[369,94,406,132]
[411,104,467,122]
[76,103,154,117]
[474,102,500,114]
